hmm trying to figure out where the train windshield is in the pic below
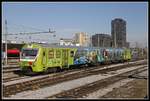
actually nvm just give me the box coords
[21,48,38,59]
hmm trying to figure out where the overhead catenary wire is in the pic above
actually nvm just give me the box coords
[3,21,55,35]
[6,21,48,32]
[2,20,56,45]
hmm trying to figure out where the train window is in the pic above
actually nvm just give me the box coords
[49,50,54,59]
[70,51,74,57]
[22,48,38,59]
[117,51,120,56]
[56,50,61,58]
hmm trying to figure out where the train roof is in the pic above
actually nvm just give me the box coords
[26,43,127,50]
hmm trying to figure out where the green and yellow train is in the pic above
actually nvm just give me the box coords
[19,43,131,74]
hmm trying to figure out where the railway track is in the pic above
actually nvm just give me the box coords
[2,59,146,81]
[47,66,147,99]
[3,60,147,97]
[2,58,146,73]
[3,65,20,73]
[3,74,30,83]
[2,58,19,73]
[1,59,131,82]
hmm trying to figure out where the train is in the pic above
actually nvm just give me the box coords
[2,49,20,65]
[19,43,131,75]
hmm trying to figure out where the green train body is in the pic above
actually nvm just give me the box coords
[19,43,132,74]
[20,43,77,73]
[123,48,131,61]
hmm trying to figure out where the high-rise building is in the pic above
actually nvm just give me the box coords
[111,18,126,48]
[92,33,112,47]
[74,32,89,46]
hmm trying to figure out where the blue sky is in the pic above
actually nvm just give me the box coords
[2,2,148,47]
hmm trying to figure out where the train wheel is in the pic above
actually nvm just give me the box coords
[23,69,38,76]
[52,68,57,73]
[45,67,58,74]
[85,63,88,67]
[56,67,62,72]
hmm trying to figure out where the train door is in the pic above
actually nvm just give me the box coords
[62,49,68,67]
[42,48,46,68]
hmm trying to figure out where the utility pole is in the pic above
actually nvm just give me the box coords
[91,34,92,47]
[114,24,117,48]
[103,38,104,47]
[98,34,99,47]
[135,42,138,48]
[5,20,8,65]
[89,33,92,47]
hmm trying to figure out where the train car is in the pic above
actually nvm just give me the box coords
[116,48,124,62]
[74,47,102,66]
[106,48,114,63]
[86,47,97,65]
[19,43,77,74]
[107,48,125,63]
[123,48,131,61]
[95,48,105,64]
[74,47,106,66]
[19,43,132,75]
[7,48,20,58]
[131,49,139,60]
[107,48,114,63]
[100,48,111,64]
[6,48,20,65]
[73,47,89,66]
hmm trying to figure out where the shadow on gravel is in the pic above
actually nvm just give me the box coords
[56,96,73,99]
[13,70,39,76]
[13,70,24,76]
[128,75,147,80]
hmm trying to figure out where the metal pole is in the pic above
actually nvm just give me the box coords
[114,24,117,48]
[103,38,104,47]
[98,34,99,47]
[90,33,92,47]
[91,34,92,47]
[5,20,8,65]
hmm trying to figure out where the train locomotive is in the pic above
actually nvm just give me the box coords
[19,43,131,75]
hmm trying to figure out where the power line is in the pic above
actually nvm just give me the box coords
[3,28,55,35]
[2,21,57,44]
[7,21,48,32]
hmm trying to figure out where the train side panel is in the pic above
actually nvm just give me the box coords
[123,48,131,61]
[96,48,105,64]
[73,48,89,65]
[126,49,131,60]
[45,48,77,70]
